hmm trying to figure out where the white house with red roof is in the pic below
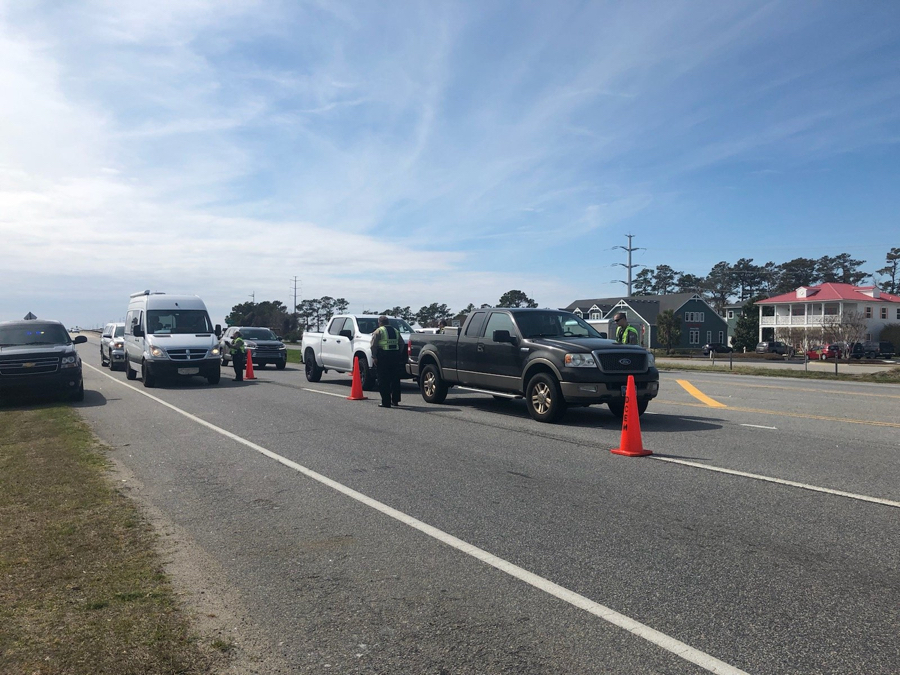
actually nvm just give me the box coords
[755,283,900,343]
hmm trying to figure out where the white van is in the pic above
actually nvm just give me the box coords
[124,291,222,387]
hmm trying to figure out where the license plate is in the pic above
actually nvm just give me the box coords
[178,367,200,375]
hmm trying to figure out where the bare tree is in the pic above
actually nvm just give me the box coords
[821,309,868,358]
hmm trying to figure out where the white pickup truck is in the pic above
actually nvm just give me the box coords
[301,314,415,390]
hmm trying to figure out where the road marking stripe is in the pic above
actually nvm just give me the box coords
[303,387,352,399]
[687,379,900,400]
[655,399,900,428]
[650,456,900,509]
[740,424,778,430]
[86,365,747,675]
[676,380,727,408]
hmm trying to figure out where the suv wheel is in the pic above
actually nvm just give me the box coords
[525,372,566,423]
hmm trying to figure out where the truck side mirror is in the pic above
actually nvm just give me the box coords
[339,329,353,339]
[599,332,608,339]
[493,329,515,344]
[133,325,144,338]
[215,324,222,338]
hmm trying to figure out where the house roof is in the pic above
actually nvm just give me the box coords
[563,293,712,325]
[756,283,900,305]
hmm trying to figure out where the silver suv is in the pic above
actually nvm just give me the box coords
[100,322,127,370]
[220,327,287,369]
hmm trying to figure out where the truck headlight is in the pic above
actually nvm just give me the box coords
[149,346,166,358]
[112,340,124,349]
[565,353,597,368]
[647,353,656,367]
[209,347,220,356]
[61,354,79,369]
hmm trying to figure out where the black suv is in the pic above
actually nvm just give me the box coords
[0,320,88,402]
[220,327,287,369]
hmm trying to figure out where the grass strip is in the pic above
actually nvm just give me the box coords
[0,405,221,674]
[656,362,900,384]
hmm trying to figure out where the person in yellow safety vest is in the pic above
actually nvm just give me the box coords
[613,312,639,345]
[230,331,247,381]
[370,315,405,408]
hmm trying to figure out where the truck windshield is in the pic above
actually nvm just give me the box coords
[147,310,213,335]
[356,318,414,334]
[238,328,277,340]
[0,323,71,346]
[514,312,602,339]
[114,325,125,337]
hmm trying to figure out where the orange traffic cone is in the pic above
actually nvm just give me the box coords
[347,357,368,400]
[611,375,651,457]
[244,349,257,380]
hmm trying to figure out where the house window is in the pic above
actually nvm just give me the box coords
[574,309,582,317]
[865,306,872,318]
[590,311,601,320]
[719,331,724,343]
[685,311,705,323]
[881,307,888,319]
[689,328,700,344]
[897,308,900,320]
[727,310,734,319]
[706,330,712,344]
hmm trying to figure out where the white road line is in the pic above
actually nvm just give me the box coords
[650,457,900,508]
[302,387,355,399]
[740,424,778,430]
[85,364,747,675]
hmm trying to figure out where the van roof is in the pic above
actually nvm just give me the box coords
[128,293,208,310]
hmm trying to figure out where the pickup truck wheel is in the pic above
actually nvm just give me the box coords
[304,349,323,382]
[420,363,448,404]
[276,359,286,370]
[525,373,566,423]
[222,354,229,366]
[357,355,377,391]
[126,359,137,380]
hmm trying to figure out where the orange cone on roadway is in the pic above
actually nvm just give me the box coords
[611,375,651,457]
[244,348,257,380]
[347,357,368,400]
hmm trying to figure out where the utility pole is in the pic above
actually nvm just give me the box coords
[613,234,645,296]
[290,276,301,314]
[249,291,255,303]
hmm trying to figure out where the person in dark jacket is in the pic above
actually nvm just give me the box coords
[230,331,246,381]
[370,316,404,407]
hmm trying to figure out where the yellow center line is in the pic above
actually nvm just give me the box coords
[676,379,727,408]
[682,379,900,400]
[654,399,900,429]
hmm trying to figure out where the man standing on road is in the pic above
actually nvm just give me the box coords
[614,312,639,345]
[370,316,403,408]
[230,330,247,382]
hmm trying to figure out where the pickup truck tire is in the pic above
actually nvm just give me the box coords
[221,354,229,366]
[276,360,286,370]
[525,373,566,423]
[420,363,448,404]
[304,349,322,382]
[356,355,377,391]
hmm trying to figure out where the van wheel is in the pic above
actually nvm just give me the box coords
[142,361,156,388]
[304,349,322,382]
[526,373,566,423]
[126,360,137,380]
[207,370,220,385]
[420,363,448,404]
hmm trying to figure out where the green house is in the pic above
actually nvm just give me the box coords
[563,293,729,350]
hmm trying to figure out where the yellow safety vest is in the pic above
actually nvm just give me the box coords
[376,325,400,350]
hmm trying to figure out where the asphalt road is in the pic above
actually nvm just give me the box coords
[70,338,899,674]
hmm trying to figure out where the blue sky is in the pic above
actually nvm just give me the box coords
[1,1,899,328]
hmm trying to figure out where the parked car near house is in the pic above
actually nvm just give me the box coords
[805,346,823,360]
[702,342,733,355]
[819,344,842,360]
[755,341,791,355]
[878,341,895,359]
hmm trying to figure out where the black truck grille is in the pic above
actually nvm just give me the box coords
[166,349,208,362]
[253,345,281,355]
[595,352,647,373]
[0,356,60,376]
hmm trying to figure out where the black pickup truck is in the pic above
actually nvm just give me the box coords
[406,308,659,423]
